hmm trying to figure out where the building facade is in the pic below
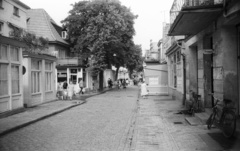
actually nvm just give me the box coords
[168,0,240,115]
[0,0,30,113]
[144,40,168,95]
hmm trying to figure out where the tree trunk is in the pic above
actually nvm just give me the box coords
[99,70,104,91]
[115,67,119,80]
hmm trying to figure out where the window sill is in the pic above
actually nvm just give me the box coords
[12,93,21,97]
[32,92,42,96]
[45,90,53,93]
[0,95,10,99]
[13,14,20,18]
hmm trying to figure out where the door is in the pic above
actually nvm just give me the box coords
[238,26,240,115]
[204,54,213,108]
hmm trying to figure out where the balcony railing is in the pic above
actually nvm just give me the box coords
[170,0,223,24]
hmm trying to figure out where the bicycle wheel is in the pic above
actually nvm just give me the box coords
[207,112,216,129]
[221,110,236,138]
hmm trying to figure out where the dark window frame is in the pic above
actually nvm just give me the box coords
[0,0,3,9]
[0,22,3,32]
[13,6,20,17]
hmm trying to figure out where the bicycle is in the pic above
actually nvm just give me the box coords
[188,90,202,116]
[206,93,236,138]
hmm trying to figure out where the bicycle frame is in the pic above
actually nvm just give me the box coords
[207,93,236,138]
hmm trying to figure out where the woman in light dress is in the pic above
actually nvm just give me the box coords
[141,81,148,99]
[67,81,74,100]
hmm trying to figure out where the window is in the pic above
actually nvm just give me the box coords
[45,62,52,91]
[0,44,8,60]
[0,22,3,33]
[10,46,19,62]
[0,0,3,9]
[13,6,19,17]
[31,60,41,93]
[58,49,66,58]
[11,65,20,94]
[61,31,67,39]
[0,63,8,96]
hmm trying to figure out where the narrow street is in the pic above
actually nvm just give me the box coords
[0,86,239,151]
[0,87,139,151]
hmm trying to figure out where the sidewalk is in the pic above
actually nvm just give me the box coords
[0,88,111,137]
[130,95,240,151]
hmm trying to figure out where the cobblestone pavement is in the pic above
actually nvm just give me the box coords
[130,96,240,151]
[0,86,139,151]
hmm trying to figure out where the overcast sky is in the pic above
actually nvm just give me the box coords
[20,0,174,52]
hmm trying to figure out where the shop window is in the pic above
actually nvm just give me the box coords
[0,44,8,60]
[31,60,41,93]
[10,46,19,62]
[11,65,19,94]
[0,63,8,96]
[45,62,52,91]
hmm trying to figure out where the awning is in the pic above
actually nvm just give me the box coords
[168,5,223,36]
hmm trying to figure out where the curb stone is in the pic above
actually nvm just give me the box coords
[0,101,86,137]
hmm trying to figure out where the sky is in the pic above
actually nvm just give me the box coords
[20,0,174,52]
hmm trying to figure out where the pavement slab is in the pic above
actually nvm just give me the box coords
[131,95,240,151]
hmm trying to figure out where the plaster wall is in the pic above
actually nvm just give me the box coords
[0,0,28,36]
[221,26,238,110]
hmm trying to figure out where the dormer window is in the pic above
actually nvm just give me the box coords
[13,6,19,17]
[61,31,67,39]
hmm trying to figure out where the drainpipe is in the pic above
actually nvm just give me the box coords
[176,40,186,105]
[181,53,186,105]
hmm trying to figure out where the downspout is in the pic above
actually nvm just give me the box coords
[176,40,186,105]
[181,53,186,105]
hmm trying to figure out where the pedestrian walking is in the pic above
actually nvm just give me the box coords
[122,79,126,88]
[57,82,63,100]
[67,81,74,100]
[79,79,84,94]
[108,78,113,88]
[126,78,129,86]
[117,79,121,89]
[62,81,68,100]
[140,81,148,99]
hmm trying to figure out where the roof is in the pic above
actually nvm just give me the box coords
[26,9,69,46]
[12,0,31,9]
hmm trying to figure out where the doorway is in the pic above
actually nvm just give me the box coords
[238,26,240,115]
[203,54,213,108]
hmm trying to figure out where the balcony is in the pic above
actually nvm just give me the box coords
[168,0,223,36]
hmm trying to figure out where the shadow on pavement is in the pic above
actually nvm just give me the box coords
[207,132,238,150]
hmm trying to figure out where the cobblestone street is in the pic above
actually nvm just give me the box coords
[0,87,139,151]
[0,86,239,151]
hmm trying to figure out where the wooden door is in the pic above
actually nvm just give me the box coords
[204,54,213,108]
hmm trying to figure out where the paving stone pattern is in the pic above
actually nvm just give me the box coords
[0,87,138,151]
[131,96,240,151]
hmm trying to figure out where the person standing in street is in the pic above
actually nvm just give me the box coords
[141,81,148,99]
[57,82,63,100]
[62,81,68,100]
[67,81,74,100]
[79,79,84,95]
[108,78,113,88]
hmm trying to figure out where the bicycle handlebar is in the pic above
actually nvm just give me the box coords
[208,93,221,106]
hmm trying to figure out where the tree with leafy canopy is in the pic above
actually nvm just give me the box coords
[62,0,140,90]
